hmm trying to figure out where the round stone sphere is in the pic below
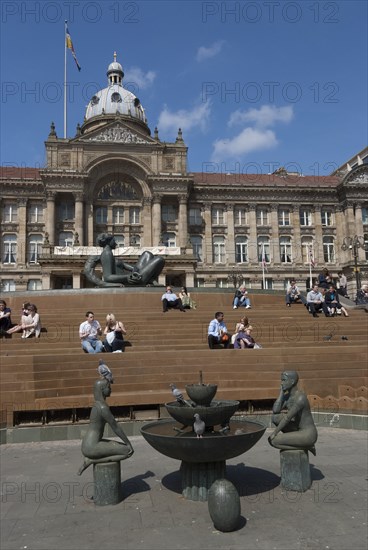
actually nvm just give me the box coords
[208,479,241,532]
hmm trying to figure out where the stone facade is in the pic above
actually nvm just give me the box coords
[1,58,367,294]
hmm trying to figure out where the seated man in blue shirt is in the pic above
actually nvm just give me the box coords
[161,286,185,312]
[306,284,329,318]
[208,311,229,349]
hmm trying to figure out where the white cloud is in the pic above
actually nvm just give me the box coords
[196,40,225,62]
[158,101,211,134]
[228,105,294,128]
[211,128,278,161]
[124,67,156,90]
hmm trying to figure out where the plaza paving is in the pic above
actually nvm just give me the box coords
[1,427,367,550]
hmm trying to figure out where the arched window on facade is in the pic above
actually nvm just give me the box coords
[235,236,248,263]
[280,236,292,263]
[162,232,176,247]
[190,235,203,261]
[58,231,74,247]
[114,234,125,247]
[28,234,43,264]
[27,279,42,291]
[257,236,270,263]
[323,236,335,263]
[213,235,225,263]
[2,234,17,264]
[301,237,314,264]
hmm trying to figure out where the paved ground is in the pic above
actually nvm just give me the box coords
[1,427,367,550]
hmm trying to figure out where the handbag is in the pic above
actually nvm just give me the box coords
[106,331,115,345]
[221,333,229,343]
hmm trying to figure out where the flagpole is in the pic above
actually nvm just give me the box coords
[64,20,67,138]
[309,245,313,290]
[262,244,266,290]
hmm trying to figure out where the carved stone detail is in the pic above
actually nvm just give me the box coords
[85,127,150,144]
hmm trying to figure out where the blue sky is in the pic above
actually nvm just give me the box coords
[1,0,367,175]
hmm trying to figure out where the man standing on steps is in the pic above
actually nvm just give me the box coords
[208,311,229,349]
[161,286,186,313]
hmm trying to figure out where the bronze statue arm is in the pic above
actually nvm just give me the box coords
[272,387,286,414]
[269,395,304,440]
[102,407,134,452]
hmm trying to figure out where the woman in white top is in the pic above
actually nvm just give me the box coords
[7,303,41,338]
[102,313,126,352]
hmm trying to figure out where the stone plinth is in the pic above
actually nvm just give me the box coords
[280,449,312,492]
[93,462,122,506]
[180,460,225,501]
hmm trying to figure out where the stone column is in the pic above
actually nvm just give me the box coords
[270,204,280,264]
[142,197,152,246]
[45,191,56,246]
[178,195,188,248]
[202,203,213,264]
[74,193,84,245]
[73,272,81,289]
[292,205,302,265]
[86,201,94,246]
[152,194,162,246]
[355,203,366,261]
[313,205,323,265]
[226,204,235,264]
[335,206,346,263]
[248,205,257,264]
[344,202,356,239]
[17,197,27,266]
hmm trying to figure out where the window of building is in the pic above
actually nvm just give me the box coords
[321,209,333,226]
[278,208,290,226]
[57,201,75,221]
[2,234,17,264]
[189,207,202,225]
[262,278,273,290]
[27,279,42,291]
[213,235,225,263]
[129,207,140,224]
[301,237,314,264]
[364,233,368,260]
[323,236,335,263]
[362,207,368,224]
[28,234,43,263]
[216,279,229,288]
[95,206,108,224]
[162,232,176,247]
[257,236,270,263]
[190,235,203,261]
[1,279,15,292]
[235,236,248,263]
[114,234,125,247]
[162,205,177,222]
[129,235,140,247]
[280,236,292,263]
[3,204,18,223]
[212,207,224,225]
[234,207,247,225]
[195,278,205,287]
[58,231,74,247]
[256,207,269,226]
[300,208,312,226]
[28,203,44,223]
[112,206,124,225]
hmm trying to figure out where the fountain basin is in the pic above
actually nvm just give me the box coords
[140,418,266,463]
[166,400,239,427]
[185,383,217,405]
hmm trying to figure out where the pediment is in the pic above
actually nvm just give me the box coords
[345,166,368,185]
[77,122,154,145]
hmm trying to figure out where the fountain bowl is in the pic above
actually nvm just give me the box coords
[166,400,239,427]
[185,383,217,405]
[141,418,267,463]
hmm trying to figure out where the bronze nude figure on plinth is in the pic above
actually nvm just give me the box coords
[77,377,134,476]
[84,233,165,287]
[268,371,318,455]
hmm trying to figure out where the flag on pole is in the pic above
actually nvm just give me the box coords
[66,25,81,71]
[309,246,316,268]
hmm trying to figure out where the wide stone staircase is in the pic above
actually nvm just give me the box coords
[1,290,367,428]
